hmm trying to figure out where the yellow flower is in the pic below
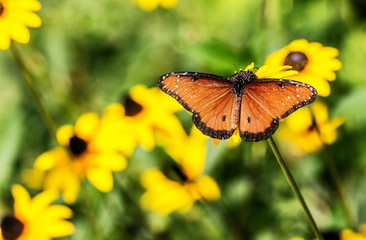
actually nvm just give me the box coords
[0,0,42,50]
[135,0,178,12]
[119,84,183,151]
[0,184,74,240]
[140,126,220,216]
[24,112,128,203]
[276,101,344,156]
[265,39,342,97]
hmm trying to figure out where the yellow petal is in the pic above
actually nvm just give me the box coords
[87,168,113,192]
[12,184,31,219]
[256,65,298,79]
[57,125,74,147]
[140,168,167,188]
[8,22,30,44]
[284,107,312,133]
[39,205,73,220]
[161,0,178,8]
[91,152,127,171]
[195,176,221,200]
[41,220,75,238]
[29,189,58,217]
[243,62,255,71]
[34,147,69,170]
[42,162,80,204]
[11,11,42,28]
[140,180,194,216]
[6,0,42,11]
[22,168,45,189]
[136,0,159,11]
[74,112,100,141]
[0,26,11,50]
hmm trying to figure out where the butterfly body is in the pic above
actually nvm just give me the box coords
[158,70,317,142]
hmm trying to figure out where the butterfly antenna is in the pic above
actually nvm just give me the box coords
[233,64,239,73]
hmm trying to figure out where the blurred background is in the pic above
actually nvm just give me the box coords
[1,0,366,239]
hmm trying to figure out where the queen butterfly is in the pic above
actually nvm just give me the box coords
[158,70,317,142]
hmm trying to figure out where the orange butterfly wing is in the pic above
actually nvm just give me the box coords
[239,79,317,141]
[158,72,240,139]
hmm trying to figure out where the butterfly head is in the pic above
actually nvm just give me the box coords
[229,70,258,96]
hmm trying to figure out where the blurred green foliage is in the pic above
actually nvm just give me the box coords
[1,0,366,239]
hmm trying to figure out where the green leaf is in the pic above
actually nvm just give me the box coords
[0,110,23,189]
[334,88,366,130]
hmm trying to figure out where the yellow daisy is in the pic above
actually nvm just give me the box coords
[276,101,344,156]
[140,126,220,216]
[24,112,128,203]
[0,184,74,240]
[135,0,178,12]
[265,39,342,97]
[0,0,42,50]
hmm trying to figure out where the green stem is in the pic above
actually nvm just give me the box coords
[267,136,323,240]
[10,44,57,142]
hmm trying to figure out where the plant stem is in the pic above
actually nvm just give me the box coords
[10,44,57,142]
[267,136,323,240]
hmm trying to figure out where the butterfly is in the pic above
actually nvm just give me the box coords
[158,69,317,142]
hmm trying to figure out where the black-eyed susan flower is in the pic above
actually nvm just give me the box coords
[119,84,183,151]
[24,112,128,204]
[0,184,74,240]
[135,0,178,12]
[276,101,344,156]
[140,127,220,216]
[265,39,342,97]
[0,0,42,50]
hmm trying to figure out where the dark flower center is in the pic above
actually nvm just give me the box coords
[284,51,308,71]
[0,3,4,16]
[69,135,88,156]
[1,215,24,240]
[163,162,188,183]
[123,96,143,116]
[307,115,319,133]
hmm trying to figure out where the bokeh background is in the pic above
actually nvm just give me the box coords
[1,0,366,239]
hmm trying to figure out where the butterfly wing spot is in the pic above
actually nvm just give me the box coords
[222,114,226,122]
[247,116,251,123]
[193,113,234,139]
